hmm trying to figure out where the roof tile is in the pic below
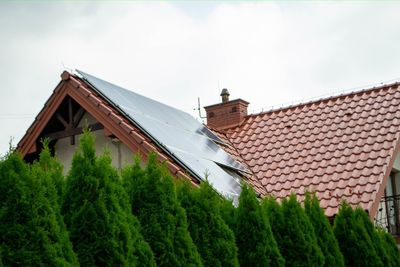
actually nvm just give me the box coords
[222,83,400,217]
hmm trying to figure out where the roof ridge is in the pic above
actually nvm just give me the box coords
[249,81,400,118]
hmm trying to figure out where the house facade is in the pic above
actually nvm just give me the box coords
[17,70,400,241]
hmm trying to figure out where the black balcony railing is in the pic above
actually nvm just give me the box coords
[375,194,400,237]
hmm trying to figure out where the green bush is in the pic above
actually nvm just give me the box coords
[0,151,77,266]
[304,193,344,267]
[123,154,202,267]
[236,185,284,267]
[61,131,155,266]
[333,202,382,267]
[265,195,324,267]
[177,180,239,267]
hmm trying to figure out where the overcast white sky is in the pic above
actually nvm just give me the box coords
[1,2,400,154]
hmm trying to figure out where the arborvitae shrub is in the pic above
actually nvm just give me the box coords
[355,208,391,266]
[267,194,324,267]
[0,151,78,266]
[37,139,65,204]
[62,131,155,266]
[123,154,203,267]
[236,185,284,267]
[219,196,237,231]
[333,202,382,267]
[262,197,285,253]
[177,180,239,267]
[377,228,400,267]
[304,193,344,267]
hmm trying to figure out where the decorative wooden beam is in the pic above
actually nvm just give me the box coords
[73,107,85,127]
[43,122,103,141]
[56,113,69,128]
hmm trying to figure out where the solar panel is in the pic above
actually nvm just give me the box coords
[76,70,246,198]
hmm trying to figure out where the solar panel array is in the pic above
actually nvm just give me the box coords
[77,70,246,199]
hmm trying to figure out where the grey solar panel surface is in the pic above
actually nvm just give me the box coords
[76,70,245,198]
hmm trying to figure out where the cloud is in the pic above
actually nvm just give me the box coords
[1,2,400,154]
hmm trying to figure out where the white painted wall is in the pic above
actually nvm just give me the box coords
[54,112,135,174]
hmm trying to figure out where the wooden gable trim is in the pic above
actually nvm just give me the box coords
[370,133,400,219]
[18,81,69,156]
[17,71,196,185]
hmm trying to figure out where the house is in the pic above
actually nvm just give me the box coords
[17,70,400,241]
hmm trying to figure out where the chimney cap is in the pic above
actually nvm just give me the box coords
[220,88,230,103]
[220,88,230,96]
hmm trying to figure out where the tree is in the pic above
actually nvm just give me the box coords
[61,131,155,266]
[377,228,400,267]
[265,194,324,267]
[235,185,284,267]
[304,193,344,267]
[0,151,78,266]
[177,180,239,267]
[219,196,237,231]
[333,202,382,267]
[354,208,390,267]
[123,153,203,267]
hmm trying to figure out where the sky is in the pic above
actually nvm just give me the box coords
[1,1,400,154]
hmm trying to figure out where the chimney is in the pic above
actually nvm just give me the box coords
[204,89,249,130]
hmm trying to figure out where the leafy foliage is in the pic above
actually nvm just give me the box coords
[0,151,78,266]
[123,154,203,267]
[236,185,284,267]
[333,202,383,267]
[62,131,155,266]
[177,180,239,267]
[304,193,344,267]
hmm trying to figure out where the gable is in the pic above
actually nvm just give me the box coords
[18,70,248,201]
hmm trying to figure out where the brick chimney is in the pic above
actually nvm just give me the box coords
[204,89,249,130]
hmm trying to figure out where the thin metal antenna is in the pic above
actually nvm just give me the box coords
[193,97,207,119]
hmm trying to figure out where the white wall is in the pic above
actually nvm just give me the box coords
[54,112,135,174]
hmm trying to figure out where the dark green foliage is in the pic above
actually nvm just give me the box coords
[377,228,400,267]
[333,202,382,267]
[123,153,203,267]
[262,197,285,252]
[219,197,237,231]
[177,181,239,267]
[236,185,284,267]
[62,131,155,267]
[304,193,344,267]
[355,208,391,266]
[38,139,65,204]
[265,195,324,267]
[0,151,78,266]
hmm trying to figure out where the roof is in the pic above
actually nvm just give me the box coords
[218,83,400,217]
[18,70,247,200]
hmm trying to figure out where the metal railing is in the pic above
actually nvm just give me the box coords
[375,194,400,237]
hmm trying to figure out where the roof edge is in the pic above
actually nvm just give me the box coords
[249,81,400,118]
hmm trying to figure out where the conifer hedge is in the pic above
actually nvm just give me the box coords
[304,193,344,267]
[61,131,155,266]
[333,202,382,267]
[236,185,284,267]
[177,181,239,267]
[0,151,78,266]
[0,131,399,266]
[264,195,324,267]
[122,154,203,267]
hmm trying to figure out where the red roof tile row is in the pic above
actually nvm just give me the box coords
[217,84,400,217]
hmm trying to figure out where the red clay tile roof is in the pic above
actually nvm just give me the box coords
[218,83,400,217]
